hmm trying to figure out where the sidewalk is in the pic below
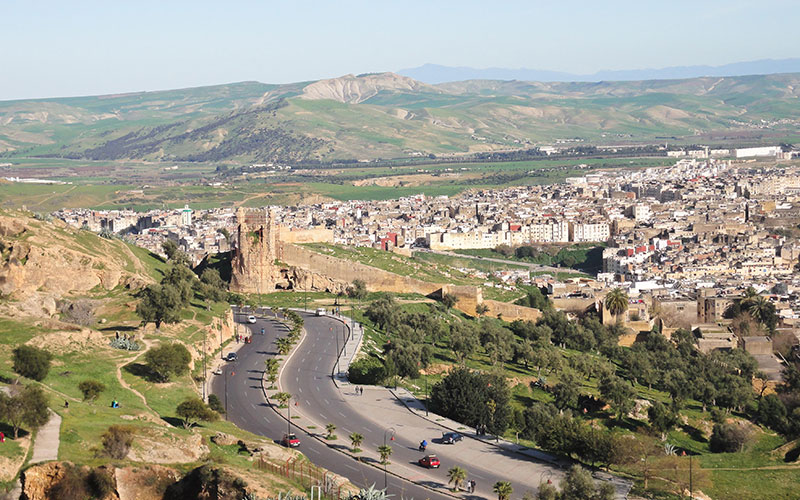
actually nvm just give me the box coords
[29,409,61,464]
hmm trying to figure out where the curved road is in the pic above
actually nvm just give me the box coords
[211,309,450,500]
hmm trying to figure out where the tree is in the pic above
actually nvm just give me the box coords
[176,397,218,428]
[136,284,184,329]
[276,336,294,355]
[143,343,191,382]
[326,423,337,440]
[199,268,227,303]
[710,422,750,452]
[647,401,678,440]
[552,371,580,411]
[274,392,292,407]
[264,358,279,377]
[756,394,787,432]
[12,345,52,381]
[480,321,514,366]
[348,356,385,384]
[78,380,106,402]
[430,367,511,435]
[162,239,188,265]
[346,279,368,300]
[441,293,458,309]
[536,481,558,500]
[449,322,480,364]
[604,288,629,322]
[349,432,364,452]
[598,374,635,419]
[0,385,50,438]
[493,481,513,500]
[746,295,778,333]
[476,303,490,316]
[377,444,392,464]
[447,466,467,492]
[101,425,134,459]
[559,465,614,500]
[494,244,514,257]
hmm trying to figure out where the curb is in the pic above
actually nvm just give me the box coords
[262,313,463,500]
[388,388,564,468]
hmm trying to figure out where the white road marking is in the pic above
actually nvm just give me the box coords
[324,399,330,405]
[308,447,319,455]
[320,414,327,419]
[299,387,303,393]
[345,464,358,471]
[263,416,271,422]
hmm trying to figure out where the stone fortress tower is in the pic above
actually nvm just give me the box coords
[230,207,285,293]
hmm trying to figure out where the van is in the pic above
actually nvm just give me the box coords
[315,308,326,316]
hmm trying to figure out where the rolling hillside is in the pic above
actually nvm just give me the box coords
[2,72,800,163]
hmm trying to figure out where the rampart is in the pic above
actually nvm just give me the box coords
[281,243,442,296]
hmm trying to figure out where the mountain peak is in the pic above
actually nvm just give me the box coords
[301,72,435,103]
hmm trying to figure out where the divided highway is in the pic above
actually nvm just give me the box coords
[210,309,451,500]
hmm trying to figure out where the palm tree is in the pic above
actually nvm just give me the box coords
[274,392,291,407]
[377,444,393,464]
[326,423,337,440]
[493,481,513,500]
[264,358,279,375]
[476,304,489,316]
[276,336,293,355]
[349,432,364,452]
[747,295,771,322]
[447,466,467,492]
[604,287,629,322]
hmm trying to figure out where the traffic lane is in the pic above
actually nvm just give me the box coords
[285,317,469,495]
[216,314,451,500]
[295,316,538,498]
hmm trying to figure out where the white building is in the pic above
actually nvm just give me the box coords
[735,146,780,158]
[570,222,610,242]
[180,205,192,227]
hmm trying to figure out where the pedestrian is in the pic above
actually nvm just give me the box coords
[360,386,364,396]
[64,400,69,409]
[471,480,476,493]
[466,480,472,493]
[0,431,4,443]
[115,331,119,340]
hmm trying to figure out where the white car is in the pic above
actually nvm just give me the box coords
[315,308,326,316]
[247,315,257,324]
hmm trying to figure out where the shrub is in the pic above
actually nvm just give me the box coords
[87,468,116,498]
[208,394,225,414]
[348,356,385,385]
[59,299,95,326]
[12,345,52,381]
[101,425,134,459]
[78,380,106,402]
[110,337,140,351]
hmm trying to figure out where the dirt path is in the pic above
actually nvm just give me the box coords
[29,410,61,463]
[115,338,165,423]
[32,185,76,208]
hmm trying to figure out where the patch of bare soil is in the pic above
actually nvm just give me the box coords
[115,465,181,500]
[127,428,208,464]
[26,328,107,354]
[0,436,31,481]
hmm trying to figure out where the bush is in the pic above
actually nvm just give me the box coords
[110,337,140,351]
[144,343,191,382]
[101,425,134,459]
[87,468,116,498]
[208,394,225,414]
[12,345,52,381]
[78,380,106,402]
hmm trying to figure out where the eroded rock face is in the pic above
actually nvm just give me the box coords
[0,213,151,319]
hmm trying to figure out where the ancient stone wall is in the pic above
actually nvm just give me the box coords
[483,299,542,322]
[281,227,334,244]
[282,243,442,296]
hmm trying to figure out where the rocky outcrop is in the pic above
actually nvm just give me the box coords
[0,212,152,319]
[301,72,438,104]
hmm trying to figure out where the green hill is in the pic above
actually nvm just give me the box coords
[2,72,800,163]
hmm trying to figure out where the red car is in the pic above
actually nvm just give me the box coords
[418,455,440,468]
[282,433,300,447]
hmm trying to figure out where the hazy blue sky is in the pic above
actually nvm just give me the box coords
[3,0,799,100]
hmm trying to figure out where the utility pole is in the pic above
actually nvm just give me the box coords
[689,454,693,499]
[287,395,292,435]
[202,327,207,402]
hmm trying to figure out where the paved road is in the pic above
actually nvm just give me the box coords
[211,310,450,500]
[281,314,564,500]
[29,409,60,464]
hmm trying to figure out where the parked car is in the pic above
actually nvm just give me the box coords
[418,455,440,468]
[442,432,463,444]
[315,307,326,316]
[247,315,257,324]
[212,368,223,375]
[226,352,238,362]
[282,433,300,447]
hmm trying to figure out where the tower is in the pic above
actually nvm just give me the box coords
[230,207,283,293]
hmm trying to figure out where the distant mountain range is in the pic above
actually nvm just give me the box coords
[398,58,800,84]
[2,71,800,164]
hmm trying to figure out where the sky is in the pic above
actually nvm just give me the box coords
[3,0,799,100]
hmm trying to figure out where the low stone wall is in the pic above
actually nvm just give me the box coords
[484,299,541,322]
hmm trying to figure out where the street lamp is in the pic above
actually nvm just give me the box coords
[287,395,293,436]
[383,427,396,489]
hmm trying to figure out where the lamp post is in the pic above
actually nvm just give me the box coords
[287,395,292,436]
[202,326,207,402]
[333,327,340,376]
[383,427,396,489]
